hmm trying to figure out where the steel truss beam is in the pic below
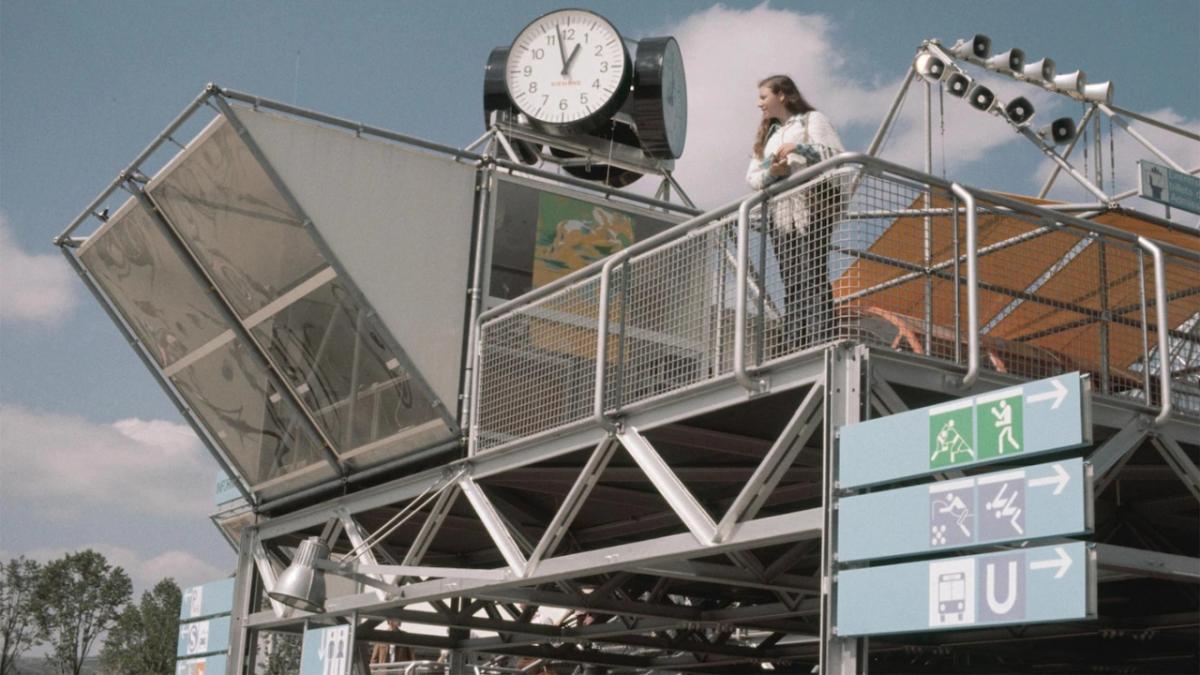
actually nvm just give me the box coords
[634,559,819,595]
[1090,423,1150,494]
[1152,436,1200,501]
[244,507,823,629]
[1095,543,1200,583]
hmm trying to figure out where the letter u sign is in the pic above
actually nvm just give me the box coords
[979,552,1026,622]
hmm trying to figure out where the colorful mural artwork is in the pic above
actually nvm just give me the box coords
[533,193,637,287]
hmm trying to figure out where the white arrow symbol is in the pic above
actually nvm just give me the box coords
[1026,378,1068,409]
[1029,546,1073,579]
[1028,463,1071,495]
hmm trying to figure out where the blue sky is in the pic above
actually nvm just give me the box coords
[1,0,1197,594]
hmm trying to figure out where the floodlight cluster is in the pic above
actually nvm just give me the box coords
[914,34,1115,147]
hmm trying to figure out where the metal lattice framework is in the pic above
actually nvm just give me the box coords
[57,87,1200,674]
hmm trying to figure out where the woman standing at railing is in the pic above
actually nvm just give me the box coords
[746,75,845,351]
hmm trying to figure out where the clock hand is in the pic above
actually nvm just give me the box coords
[555,24,569,75]
[564,43,582,76]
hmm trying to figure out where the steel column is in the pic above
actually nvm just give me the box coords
[820,345,865,674]
[227,527,259,675]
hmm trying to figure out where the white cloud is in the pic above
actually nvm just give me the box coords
[0,212,77,324]
[662,4,1033,208]
[0,544,228,596]
[0,406,215,521]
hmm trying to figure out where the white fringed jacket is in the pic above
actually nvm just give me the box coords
[745,110,845,191]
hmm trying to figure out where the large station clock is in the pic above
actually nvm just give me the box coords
[504,9,632,136]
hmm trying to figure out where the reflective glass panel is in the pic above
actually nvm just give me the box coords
[79,201,227,368]
[170,337,325,486]
[147,118,326,317]
[251,278,441,454]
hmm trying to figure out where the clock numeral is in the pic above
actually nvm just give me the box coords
[546,35,556,46]
[579,93,589,105]
[564,28,575,40]
[594,44,603,57]
[532,48,545,60]
[528,82,538,93]
[523,66,532,76]
[592,79,601,89]
[541,95,549,106]
[583,32,590,43]
[559,98,568,111]
[599,61,608,73]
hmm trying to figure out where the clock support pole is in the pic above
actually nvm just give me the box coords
[471,118,697,210]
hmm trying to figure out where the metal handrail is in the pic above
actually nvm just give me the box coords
[734,192,769,392]
[474,152,1196,442]
[594,254,621,431]
[1136,236,1174,425]
[950,183,980,389]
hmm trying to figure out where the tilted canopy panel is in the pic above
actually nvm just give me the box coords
[77,108,476,500]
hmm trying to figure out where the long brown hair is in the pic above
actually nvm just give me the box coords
[753,75,816,158]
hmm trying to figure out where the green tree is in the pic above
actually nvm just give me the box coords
[99,578,181,675]
[1,557,45,675]
[261,631,300,675]
[34,550,131,675]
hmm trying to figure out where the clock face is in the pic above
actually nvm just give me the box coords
[505,9,630,130]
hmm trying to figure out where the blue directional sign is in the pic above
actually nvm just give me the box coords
[838,458,1093,562]
[836,541,1095,637]
[839,373,1090,489]
[1139,160,1200,215]
[176,615,231,658]
[300,624,355,675]
[176,654,227,675]
[180,577,236,621]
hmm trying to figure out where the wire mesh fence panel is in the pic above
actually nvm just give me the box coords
[614,223,729,409]
[474,276,603,451]
[473,160,1199,453]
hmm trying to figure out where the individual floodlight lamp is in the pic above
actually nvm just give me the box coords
[985,48,1025,74]
[950,34,991,60]
[966,83,996,111]
[267,537,330,612]
[1022,57,1055,84]
[945,72,973,98]
[1082,81,1113,104]
[915,51,949,81]
[1052,70,1086,97]
[1038,117,1078,145]
[1004,97,1036,125]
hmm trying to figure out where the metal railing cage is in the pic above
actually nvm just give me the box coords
[471,153,1200,454]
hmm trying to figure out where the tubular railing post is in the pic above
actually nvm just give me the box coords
[734,193,769,393]
[949,183,979,389]
[1137,248,1153,404]
[1136,236,1173,425]
[594,254,622,429]
[952,193,962,364]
